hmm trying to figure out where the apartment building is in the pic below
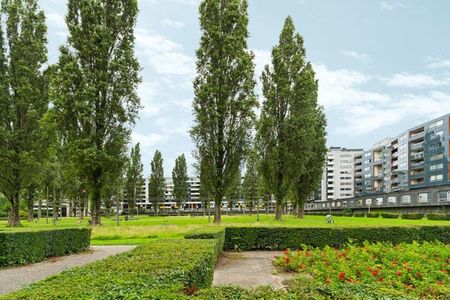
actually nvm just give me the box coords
[355,113,450,197]
[319,147,363,202]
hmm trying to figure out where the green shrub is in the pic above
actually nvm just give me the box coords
[381,212,399,219]
[401,213,425,220]
[427,213,450,220]
[366,212,380,218]
[185,228,225,257]
[223,226,450,251]
[342,212,353,217]
[5,238,222,299]
[0,228,91,267]
[353,212,366,217]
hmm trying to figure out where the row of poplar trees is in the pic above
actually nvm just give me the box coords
[0,0,141,226]
[191,0,327,223]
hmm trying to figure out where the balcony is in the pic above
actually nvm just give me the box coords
[410,162,424,169]
[429,146,445,155]
[410,131,424,141]
[410,153,424,160]
[410,142,424,151]
[373,159,383,165]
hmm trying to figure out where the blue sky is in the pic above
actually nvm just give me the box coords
[41,0,450,176]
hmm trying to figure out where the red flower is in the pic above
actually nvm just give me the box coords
[339,272,345,281]
[396,271,402,276]
[299,264,305,270]
[378,277,383,282]
[367,267,372,271]
[372,270,379,277]
[442,270,448,273]
[437,281,443,285]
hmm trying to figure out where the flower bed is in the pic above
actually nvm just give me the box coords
[274,241,450,299]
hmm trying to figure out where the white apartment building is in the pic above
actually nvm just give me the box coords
[319,147,363,202]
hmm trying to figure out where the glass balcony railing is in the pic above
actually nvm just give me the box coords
[410,131,425,140]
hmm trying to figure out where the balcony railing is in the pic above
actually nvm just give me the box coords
[410,153,424,160]
[411,142,424,151]
[410,131,425,140]
[410,162,424,169]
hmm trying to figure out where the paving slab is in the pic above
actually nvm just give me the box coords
[213,251,293,289]
[0,245,134,295]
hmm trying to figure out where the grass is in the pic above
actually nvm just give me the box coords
[1,214,449,245]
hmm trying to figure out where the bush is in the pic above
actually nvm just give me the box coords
[5,238,222,299]
[185,228,225,258]
[353,212,366,217]
[342,212,353,217]
[381,212,399,219]
[0,228,91,267]
[223,226,450,251]
[427,213,450,221]
[366,212,380,218]
[401,213,425,220]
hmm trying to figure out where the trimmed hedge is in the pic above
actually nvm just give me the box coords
[353,212,366,217]
[366,212,380,218]
[185,227,225,256]
[381,212,400,219]
[0,228,91,267]
[401,213,425,220]
[427,213,450,220]
[223,226,450,251]
[5,238,222,299]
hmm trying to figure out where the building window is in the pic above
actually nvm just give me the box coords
[376,197,383,206]
[365,198,372,205]
[400,195,411,204]
[430,153,444,161]
[430,119,444,130]
[430,174,443,182]
[430,163,443,171]
[418,193,429,203]
[388,196,396,204]
[438,191,449,202]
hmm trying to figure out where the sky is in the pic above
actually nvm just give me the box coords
[40,0,450,176]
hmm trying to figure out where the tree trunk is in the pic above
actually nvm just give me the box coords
[177,200,181,216]
[275,202,283,221]
[38,199,42,220]
[7,193,21,227]
[297,199,305,218]
[91,170,102,226]
[27,208,33,222]
[214,191,222,224]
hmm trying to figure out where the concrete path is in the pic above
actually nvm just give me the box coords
[0,245,134,295]
[213,251,293,289]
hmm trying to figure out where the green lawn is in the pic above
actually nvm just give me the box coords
[1,214,449,245]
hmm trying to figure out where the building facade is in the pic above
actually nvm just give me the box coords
[319,147,363,202]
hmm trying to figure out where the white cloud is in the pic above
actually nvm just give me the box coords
[252,49,271,78]
[342,50,370,64]
[151,0,199,5]
[138,81,163,117]
[425,56,450,69]
[314,64,450,136]
[131,131,167,148]
[162,18,185,29]
[135,28,195,78]
[385,73,450,88]
[381,1,406,11]
[46,11,66,29]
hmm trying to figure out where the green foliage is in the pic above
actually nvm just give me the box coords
[427,213,450,220]
[366,212,380,218]
[172,154,189,212]
[51,0,141,225]
[0,228,91,267]
[223,226,450,251]
[257,17,326,220]
[382,212,400,219]
[185,227,225,255]
[5,238,222,299]
[401,213,425,220]
[125,143,144,212]
[242,149,260,212]
[353,212,366,217]
[0,0,48,226]
[275,241,450,299]
[149,150,165,214]
[191,0,257,224]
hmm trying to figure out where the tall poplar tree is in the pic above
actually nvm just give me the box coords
[172,154,189,215]
[191,0,257,224]
[257,16,326,220]
[0,0,47,226]
[125,143,144,216]
[50,0,141,225]
[288,64,327,218]
[149,150,164,215]
[242,150,259,215]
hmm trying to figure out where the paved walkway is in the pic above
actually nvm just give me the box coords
[213,251,293,289]
[0,245,134,295]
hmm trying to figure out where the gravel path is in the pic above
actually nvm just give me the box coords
[0,245,135,295]
[213,251,293,289]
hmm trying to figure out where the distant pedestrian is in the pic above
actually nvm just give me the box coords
[325,214,334,224]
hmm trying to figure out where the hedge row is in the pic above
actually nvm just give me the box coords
[185,227,225,255]
[0,228,91,267]
[427,213,450,220]
[5,238,222,299]
[223,226,450,251]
